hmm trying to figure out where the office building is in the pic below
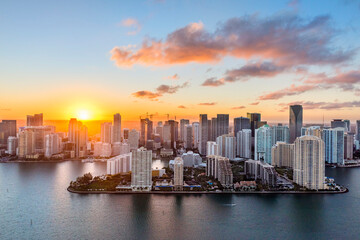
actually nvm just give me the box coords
[162,124,171,149]
[293,135,325,190]
[140,118,153,146]
[289,105,303,143]
[301,126,322,138]
[216,114,229,138]
[356,120,360,141]
[234,117,251,135]
[247,113,261,137]
[216,134,236,160]
[181,151,202,167]
[128,129,139,150]
[111,142,130,156]
[184,124,193,149]
[199,114,208,155]
[255,125,272,164]
[192,122,200,149]
[173,157,184,191]
[271,142,294,168]
[331,119,347,131]
[207,141,219,156]
[107,153,132,175]
[123,128,129,140]
[165,120,179,149]
[180,119,189,141]
[101,122,112,144]
[236,129,251,158]
[112,113,122,143]
[131,147,152,191]
[344,133,354,160]
[271,124,289,144]
[0,120,17,148]
[68,118,88,158]
[211,117,217,141]
[344,120,350,132]
[27,113,43,126]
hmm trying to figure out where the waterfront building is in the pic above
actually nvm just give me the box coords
[101,122,112,144]
[234,117,251,136]
[244,159,277,187]
[206,141,218,156]
[344,133,354,160]
[45,133,62,158]
[293,135,325,190]
[255,125,272,164]
[236,129,251,158]
[128,129,139,150]
[192,122,200,149]
[206,155,233,187]
[180,119,190,141]
[174,157,184,191]
[289,105,303,143]
[322,128,344,165]
[184,124,193,149]
[112,113,122,143]
[7,136,18,155]
[271,142,294,168]
[18,129,35,158]
[26,113,43,126]
[107,153,132,175]
[199,114,208,155]
[0,120,17,148]
[131,147,152,191]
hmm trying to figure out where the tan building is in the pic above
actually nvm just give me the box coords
[271,142,295,168]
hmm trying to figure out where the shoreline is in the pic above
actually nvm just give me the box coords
[67,187,348,195]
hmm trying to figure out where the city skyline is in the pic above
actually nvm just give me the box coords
[1,0,360,122]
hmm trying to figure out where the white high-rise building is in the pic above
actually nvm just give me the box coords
[271,125,289,144]
[181,151,202,167]
[192,122,200,149]
[45,133,62,158]
[112,142,130,156]
[7,136,18,155]
[206,155,233,187]
[271,142,294,168]
[131,147,152,191]
[173,157,184,191]
[128,129,139,150]
[107,153,132,175]
[112,113,121,143]
[322,128,344,165]
[236,129,251,158]
[206,141,218,156]
[101,122,112,144]
[293,135,325,190]
[255,125,272,164]
[216,134,236,160]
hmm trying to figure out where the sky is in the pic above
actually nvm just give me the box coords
[1,0,360,124]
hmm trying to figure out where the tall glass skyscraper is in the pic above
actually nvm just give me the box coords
[234,117,251,135]
[289,105,303,143]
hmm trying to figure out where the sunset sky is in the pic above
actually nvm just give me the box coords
[1,0,360,124]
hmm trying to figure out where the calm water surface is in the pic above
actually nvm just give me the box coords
[0,161,359,240]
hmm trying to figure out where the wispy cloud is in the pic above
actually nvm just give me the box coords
[279,100,360,111]
[165,74,179,80]
[201,77,225,87]
[120,18,142,35]
[132,82,189,100]
[231,106,246,109]
[198,102,217,106]
[250,102,260,105]
[178,105,187,109]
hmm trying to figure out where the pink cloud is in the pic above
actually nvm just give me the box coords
[198,102,217,106]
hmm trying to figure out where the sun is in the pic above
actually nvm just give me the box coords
[77,110,91,120]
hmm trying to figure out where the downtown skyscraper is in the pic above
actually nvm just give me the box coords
[112,113,122,143]
[289,105,303,143]
[199,114,208,155]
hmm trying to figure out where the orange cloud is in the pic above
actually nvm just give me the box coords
[231,106,245,109]
[111,15,354,67]
[198,102,217,106]
[178,105,187,109]
[132,82,189,100]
